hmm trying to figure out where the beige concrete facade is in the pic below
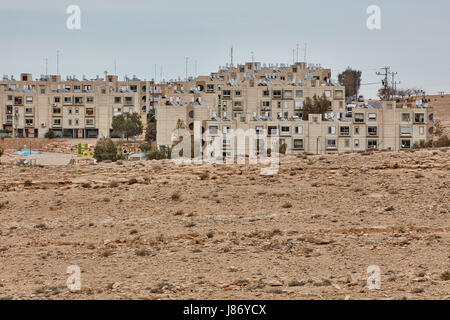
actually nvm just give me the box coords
[157,62,434,155]
[0,73,163,138]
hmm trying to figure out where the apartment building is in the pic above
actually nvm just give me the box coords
[157,61,434,155]
[0,73,163,138]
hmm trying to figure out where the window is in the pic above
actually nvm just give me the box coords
[222,126,230,134]
[400,126,412,136]
[64,96,72,104]
[277,101,281,108]
[114,97,121,104]
[345,139,350,148]
[354,139,360,148]
[387,103,392,110]
[268,126,278,136]
[255,126,264,134]
[222,90,231,97]
[414,113,425,123]
[85,119,94,126]
[113,108,122,116]
[312,116,318,123]
[368,140,378,149]
[328,126,336,135]
[326,139,337,148]
[124,97,133,105]
[53,119,61,126]
[402,113,410,122]
[14,97,23,105]
[339,101,343,109]
[208,126,218,135]
[26,96,33,103]
[86,108,94,116]
[294,126,303,135]
[235,90,241,97]
[54,97,61,103]
[74,85,81,92]
[25,107,33,114]
[335,90,344,99]
[74,97,83,104]
[53,107,61,114]
[75,119,79,126]
[272,90,282,98]
[324,90,331,98]
[368,113,377,121]
[294,101,303,109]
[293,139,304,149]
[188,110,194,118]
[263,90,270,97]
[401,140,411,149]
[354,126,360,135]
[339,126,350,136]
[75,108,79,115]
[280,126,290,135]
[25,119,33,127]
[69,108,72,115]
[233,101,242,107]
[354,113,364,122]
[68,119,72,126]
[40,88,45,94]
[206,84,214,92]
[262,101,270,108]
[419,126,425,135]
[368,126,378,136]
[87,97,94,103]
[283,90,292,98]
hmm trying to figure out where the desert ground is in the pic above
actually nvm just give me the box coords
[0,139,449,300]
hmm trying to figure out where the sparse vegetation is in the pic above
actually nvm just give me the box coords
[94,137,120,162]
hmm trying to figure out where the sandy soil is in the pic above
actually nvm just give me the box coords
[0,147,449,300]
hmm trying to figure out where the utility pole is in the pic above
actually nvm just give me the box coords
[391,71,400,99]
[376,66,390,100]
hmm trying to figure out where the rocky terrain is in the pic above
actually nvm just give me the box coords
[0,146,449,300]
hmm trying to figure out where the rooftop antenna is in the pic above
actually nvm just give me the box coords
[185,57,189,81]
[230,46,234,68]
[56,50,60,75]
[292,48,295,64]
[195,60,197,78]
[303,43,307,62]
[154,64,157,82]
[114,58,117,75]
[296,43,299,63]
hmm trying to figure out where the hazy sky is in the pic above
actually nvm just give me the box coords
[1,0,449,98]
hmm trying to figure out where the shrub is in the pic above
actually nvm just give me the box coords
[434,135,450,148]
[146,147,171,160]
[44,130,55,139]
[279,143,287,154]
[94,137,119,162]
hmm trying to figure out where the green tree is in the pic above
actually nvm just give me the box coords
[112,112,143,140]
[302,94,331,121]
[338,68,362,100]
[145,110,157,143]
[94,137,119,162]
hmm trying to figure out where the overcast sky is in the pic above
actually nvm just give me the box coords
[1,0,449,98]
